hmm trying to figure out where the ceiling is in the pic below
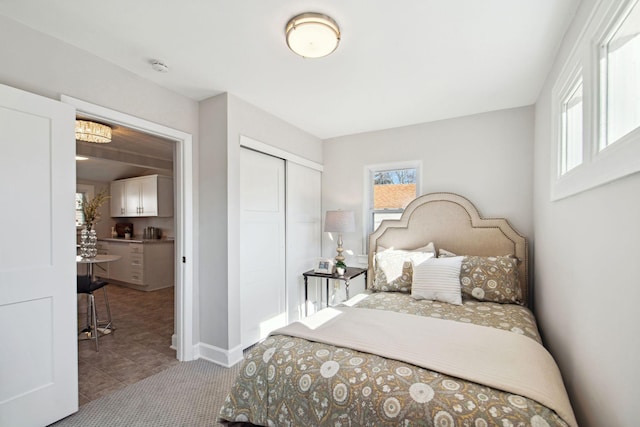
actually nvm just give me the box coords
[75,120,174,182]
[0,0,579,139]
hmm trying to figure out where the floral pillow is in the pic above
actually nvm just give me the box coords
[372,243,436,292]
[459,255,522,304]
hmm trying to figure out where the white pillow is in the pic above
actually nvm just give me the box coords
[375,249,434,283]
[411,256,464,305]
[438,248,458,258]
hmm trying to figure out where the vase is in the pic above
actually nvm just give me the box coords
[80,227,98,258]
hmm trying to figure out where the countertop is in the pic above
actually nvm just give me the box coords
[98,237,175,244]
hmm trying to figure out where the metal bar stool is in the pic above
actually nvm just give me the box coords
[77,275,113,351]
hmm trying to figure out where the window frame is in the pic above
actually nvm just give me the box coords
[363,161,422,253]
[598,0,640,150]
[559,71,584,176]
[551,0,640,201]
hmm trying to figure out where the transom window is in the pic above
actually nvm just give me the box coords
[599,0,640,149]
[551,0,640,200]
[560,78,583,175]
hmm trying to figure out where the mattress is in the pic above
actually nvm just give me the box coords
[219,292,570,426]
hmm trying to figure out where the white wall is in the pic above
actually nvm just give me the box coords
[322,106,534,297]
[198,93,322,362]
[0,16,201,349]
[533,1,640,425]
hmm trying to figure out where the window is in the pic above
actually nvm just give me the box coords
[75,192,85,227]
[76,184,94,228]
[599,0,640,149]
[560,78,583,175]
[551,0,640,200]
[366,163,420,236]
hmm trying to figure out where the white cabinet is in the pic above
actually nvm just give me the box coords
[110,174,173,217]
[110,180,126,217]
[103,240,174,291]
[94,241,110,279]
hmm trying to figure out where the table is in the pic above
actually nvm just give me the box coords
[77,254,121,279]
[302,267,367,316]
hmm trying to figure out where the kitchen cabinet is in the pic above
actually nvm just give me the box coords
[94,241,110,279]
[99,239,174,291]
[110,174,173,217]
[110,180,126,217]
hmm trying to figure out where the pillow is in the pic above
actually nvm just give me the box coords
[377,242,436,255]
[372,243,436,292]
[411,256,464,305]
[460,255,521,304]
[438,248,457,258]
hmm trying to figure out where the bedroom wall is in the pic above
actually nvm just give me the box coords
[322,106,534,297]
[198,92,322,362]
[533,0,640,425]
[0,16,201,348]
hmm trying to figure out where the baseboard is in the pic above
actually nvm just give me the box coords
[196,342,244,367]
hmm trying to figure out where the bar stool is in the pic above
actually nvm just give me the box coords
[77,275,113,351]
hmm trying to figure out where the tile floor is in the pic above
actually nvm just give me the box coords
[77,284,178,406]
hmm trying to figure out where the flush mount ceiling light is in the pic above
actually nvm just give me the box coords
[285,12,340,58]
[75,120,112,143]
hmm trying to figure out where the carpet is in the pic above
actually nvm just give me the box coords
[52,359,242,427]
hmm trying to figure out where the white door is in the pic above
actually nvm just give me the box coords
[240,148,286,348]
[286,162,322,321]
[0,84,77,426]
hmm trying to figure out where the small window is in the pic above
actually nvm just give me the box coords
[560,79,583,175]
[599,0,640,149]
[370,167,417,232]
[76,184,94,228]
[75,192,86,227]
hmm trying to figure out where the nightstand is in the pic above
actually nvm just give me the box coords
[302,267,367,316]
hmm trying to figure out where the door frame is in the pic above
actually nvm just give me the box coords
[61,95,195,361]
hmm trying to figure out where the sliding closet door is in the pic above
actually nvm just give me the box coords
[286,162,322,322]
[240,148,286,348]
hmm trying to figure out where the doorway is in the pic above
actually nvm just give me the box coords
[75,119,179,404]
[64,95,195,365]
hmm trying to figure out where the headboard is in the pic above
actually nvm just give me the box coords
[368,192,529,305]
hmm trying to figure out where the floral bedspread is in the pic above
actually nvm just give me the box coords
[219,292,568,427]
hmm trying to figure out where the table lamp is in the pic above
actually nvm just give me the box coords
[324,210,356,266]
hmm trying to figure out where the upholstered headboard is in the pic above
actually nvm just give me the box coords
[367,192,529,305]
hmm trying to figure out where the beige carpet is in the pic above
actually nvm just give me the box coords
[51,359,242,427]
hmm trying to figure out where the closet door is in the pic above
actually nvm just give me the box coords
[286,162,322,321]
[240,148,286,348]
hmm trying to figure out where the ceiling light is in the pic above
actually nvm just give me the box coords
[285,13,340,59]
[75,156,89,161]
[75,120,112,143]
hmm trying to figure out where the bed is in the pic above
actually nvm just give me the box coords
[219,193,577,427]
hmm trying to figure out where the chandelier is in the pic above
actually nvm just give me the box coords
[75,120,112,143]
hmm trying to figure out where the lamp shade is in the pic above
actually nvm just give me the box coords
[324,210,355,233]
